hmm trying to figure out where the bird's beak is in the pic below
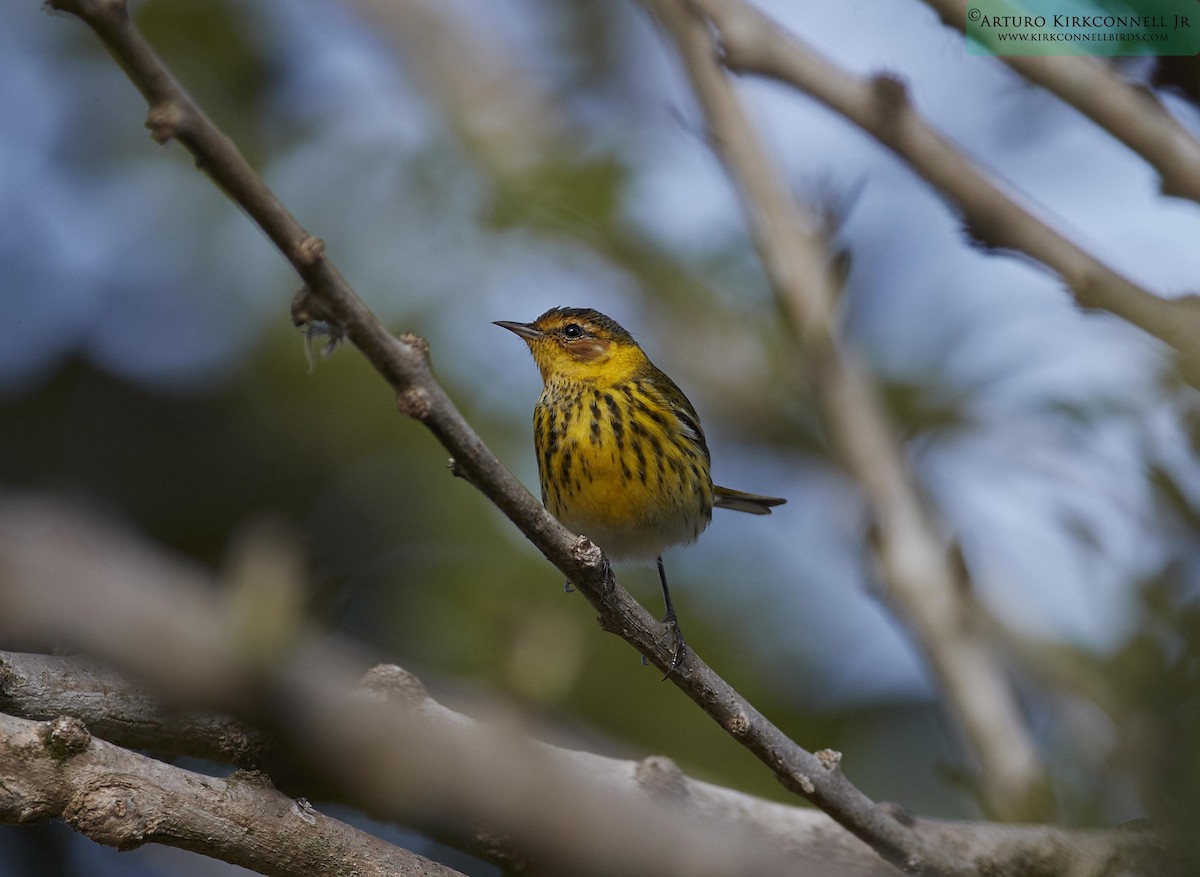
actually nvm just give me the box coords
[493,320,544,342]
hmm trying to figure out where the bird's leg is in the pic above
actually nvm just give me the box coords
[656,556,686,679]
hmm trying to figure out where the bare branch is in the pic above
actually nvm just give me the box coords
[37,0,966,870]
[925,0,1200,204]
[0,650,862,874]
[0,651,860,874]
[0,650,269,765]
[0,635,1164,877]
[0,711,464,877]
[684,0,1200,379]
[644,0,1048,822]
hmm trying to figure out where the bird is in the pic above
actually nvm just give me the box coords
[495,307,785,676]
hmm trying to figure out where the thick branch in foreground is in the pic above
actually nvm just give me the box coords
[0,646,1169,877]
[0,650,269,765]
[646,0,1047,822]
[42,1,957,871]
[0,499,848,877]
[0,711,462,877]
[685,0,1200,379]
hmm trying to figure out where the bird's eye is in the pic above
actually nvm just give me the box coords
[562,323,585,339]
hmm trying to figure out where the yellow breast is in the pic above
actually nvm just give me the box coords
[533,378,713,562]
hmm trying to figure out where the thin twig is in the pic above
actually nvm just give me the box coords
[44,1,945,871]
[685,0,1200,381]
[645,0,1049,822]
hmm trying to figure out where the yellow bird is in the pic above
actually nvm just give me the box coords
[496,307,784,674]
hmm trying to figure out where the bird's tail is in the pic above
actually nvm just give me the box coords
[714,486,786,515]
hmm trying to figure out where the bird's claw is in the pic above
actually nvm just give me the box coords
[599,556,615,595]
[657,616,687,681]
[564,555,612,595]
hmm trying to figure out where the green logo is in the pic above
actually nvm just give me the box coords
[966,0,1200,54]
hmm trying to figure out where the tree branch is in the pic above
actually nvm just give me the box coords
[0,650,856,875]
[0,711,464,877]
[684,0,1200,381]
[924,0,1200,204]
[0,645,1165,877]
[0,650,864,874]
[0,650,270,766]
[644,0,1048,822]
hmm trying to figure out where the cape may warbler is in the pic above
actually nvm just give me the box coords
[496,307,785,674]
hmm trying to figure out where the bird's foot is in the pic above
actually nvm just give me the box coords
[598,555,615,595]
[657,615,687,681]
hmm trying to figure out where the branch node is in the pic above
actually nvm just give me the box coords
[398,333,431,359]
[291,796,318,826]
[359,663,429,706]
[396,385,432,421]
[41,715,90,758]
[569,535,604,574]
[723,711,751,737]
[297,236,326,268]
[816,748,842,771]
[570,536,615,598]
[869,72,909,129]
[635,755,689,800]
[145,102,185,145]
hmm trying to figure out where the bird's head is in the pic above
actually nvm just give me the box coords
[495,307,647,385]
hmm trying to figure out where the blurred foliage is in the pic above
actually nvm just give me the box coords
[484,155,628,231]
